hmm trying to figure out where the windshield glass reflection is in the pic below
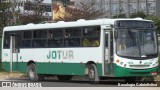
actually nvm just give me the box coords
[116,29,157,58]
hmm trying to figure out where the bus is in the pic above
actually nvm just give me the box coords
[1,18,159,83]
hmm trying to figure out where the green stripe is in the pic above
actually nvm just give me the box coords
[2,62,103,76]
[2,62,158,77]
[2,62,27,73]
[113,64,158,77]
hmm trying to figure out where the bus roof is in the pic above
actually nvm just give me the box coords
[3,18,152,31]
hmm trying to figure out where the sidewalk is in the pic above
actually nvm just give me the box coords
[0,72,27,80]
[0,71,160,81]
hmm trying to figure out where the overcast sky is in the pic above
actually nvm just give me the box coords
[42,0,52,3]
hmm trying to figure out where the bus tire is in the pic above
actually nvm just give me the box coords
[57,75,73,81]
[88,64,99,84]
[27,63,39,82]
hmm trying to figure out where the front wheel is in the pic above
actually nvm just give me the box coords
[27,63,43,81]
[88,64,99,84]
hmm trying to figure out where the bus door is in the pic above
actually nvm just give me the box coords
[104,31,114,76]
[10,34,20,72]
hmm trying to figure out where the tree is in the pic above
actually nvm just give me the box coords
[54,1,104,21]
[0,0,12,71]
[112,14,127,18]
[146,16,160,33]
[130,11,147,18]
[0,1,12,31]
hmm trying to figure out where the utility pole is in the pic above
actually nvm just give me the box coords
[136,0,139,13]
[108,0,112,18]
[146,0,148,15]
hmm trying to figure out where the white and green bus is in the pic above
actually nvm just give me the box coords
[1,18,159,83]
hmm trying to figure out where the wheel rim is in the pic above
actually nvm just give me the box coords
[89,69,95,79]
[29,68,35,79]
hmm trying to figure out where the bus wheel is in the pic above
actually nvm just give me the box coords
[57,75,73,81]
[88,64,99,84]
[27,63,39,81]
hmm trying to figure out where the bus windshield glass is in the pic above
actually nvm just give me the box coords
[116,29,158,58]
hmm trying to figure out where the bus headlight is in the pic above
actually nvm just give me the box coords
[116,60,120,63]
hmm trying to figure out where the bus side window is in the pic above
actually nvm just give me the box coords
[3,32,10,49]
[83,26,100,47]
[83,38,90,46]
[48,29,64,47]
[70,38,80,47]
[91,38,100,47]
[22,31,32,48]
[22,40,31,48]
[105,34,108,47]
[64,28,81,47]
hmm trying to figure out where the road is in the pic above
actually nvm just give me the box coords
[1,76,123,87]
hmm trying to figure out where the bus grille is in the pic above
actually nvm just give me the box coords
[130,72,150,74]
[129,65,150,68]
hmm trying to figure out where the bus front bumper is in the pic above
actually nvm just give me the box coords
[113,64,158,77]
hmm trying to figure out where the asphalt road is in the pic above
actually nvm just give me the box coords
[2,76,123,87]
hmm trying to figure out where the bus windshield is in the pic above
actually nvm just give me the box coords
[116,28,158,58]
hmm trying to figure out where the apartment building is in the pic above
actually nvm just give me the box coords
[2,0,52,17]
[74,0,160,18]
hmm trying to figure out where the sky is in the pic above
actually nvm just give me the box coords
[42,0,52,3]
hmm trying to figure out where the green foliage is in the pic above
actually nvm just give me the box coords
[0,2,12,30]
[145,16,160,33]
[112,14,127,18]
[130,11,147,18]
[0,1,11,70]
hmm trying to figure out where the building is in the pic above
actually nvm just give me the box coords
[74,0,160,18]
[17,0,52,17]
[2,0,52,23]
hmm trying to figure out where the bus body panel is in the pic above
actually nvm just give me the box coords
[1,18,158,79]
[2,48,104,76]
[114,64,158,77]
